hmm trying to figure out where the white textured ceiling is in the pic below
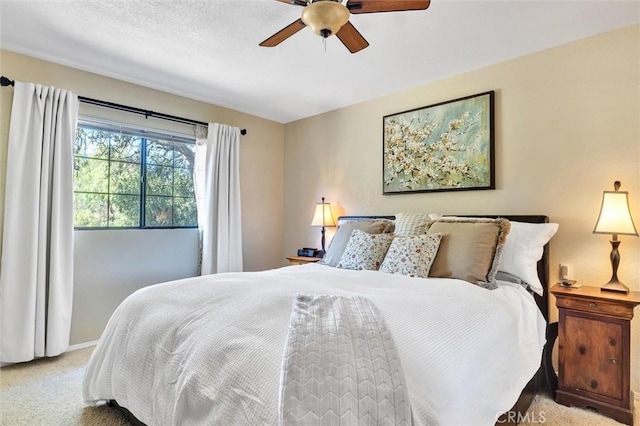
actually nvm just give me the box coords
[1,0,638,123]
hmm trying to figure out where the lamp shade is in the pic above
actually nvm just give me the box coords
[593,190,638,236]
[301,1,349,38]
[311,202,336,227]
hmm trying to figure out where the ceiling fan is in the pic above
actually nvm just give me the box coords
[260,0,431,54]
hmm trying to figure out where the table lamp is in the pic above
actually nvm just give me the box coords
[311,197,336,257]
[593,181,638,293]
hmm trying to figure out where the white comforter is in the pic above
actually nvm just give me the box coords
[83,264,546,426]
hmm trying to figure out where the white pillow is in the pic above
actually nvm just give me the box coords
[498,221,559,295]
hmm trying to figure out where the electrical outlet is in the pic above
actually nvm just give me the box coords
[559,263,573,280]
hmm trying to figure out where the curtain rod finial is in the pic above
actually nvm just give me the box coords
[1,76,15,87]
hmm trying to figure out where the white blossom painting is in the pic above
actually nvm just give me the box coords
[383,91,495,194]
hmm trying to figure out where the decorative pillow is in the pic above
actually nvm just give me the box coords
[394,212,433,237]
[380,233,442,278]
[429,214,558,295]
[498,221,559,296]
[336,230,394,271]
[321,221,391,267]
[427,218,510,289]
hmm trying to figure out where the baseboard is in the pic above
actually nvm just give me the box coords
[68,340,98,352]
[0,340,97,367]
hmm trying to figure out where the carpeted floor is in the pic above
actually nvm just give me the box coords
[0,348,126,425]
[0,347,636,425]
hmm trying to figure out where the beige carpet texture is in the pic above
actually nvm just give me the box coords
[0,347,637,425]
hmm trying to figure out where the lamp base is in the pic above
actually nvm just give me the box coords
[600,239,629,294]
[601,281,630,294]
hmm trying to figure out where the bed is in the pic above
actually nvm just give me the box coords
[83,214,557,426]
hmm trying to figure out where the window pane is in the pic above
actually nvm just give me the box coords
[110,161,141,195]
[147,140,174,166]
[174,144,195,169]
[173,197,197,227]
[174,168,194,197]
[146,164,173,196]
[110,134,141,163]
[109,195,140,227]
[146,196,172,227]
[74,157,109,193]
[75,128,109,159]
[74,193,108,227]
[74,120,197,229]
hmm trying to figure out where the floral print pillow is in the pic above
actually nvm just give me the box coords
[337,229,394,271]
[380,233,442,278]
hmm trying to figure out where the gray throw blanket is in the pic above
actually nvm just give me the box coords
[279,294,412,425]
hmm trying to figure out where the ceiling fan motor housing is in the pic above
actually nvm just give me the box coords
[301,1,350,38]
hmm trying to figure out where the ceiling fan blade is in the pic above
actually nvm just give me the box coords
[259,19,306,47]
[276,0,308,6]
[336,21,369,54]
[347,0,430,14]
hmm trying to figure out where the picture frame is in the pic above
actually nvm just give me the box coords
[383,91,495,194]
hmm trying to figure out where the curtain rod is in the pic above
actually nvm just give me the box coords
[0,76,247,136]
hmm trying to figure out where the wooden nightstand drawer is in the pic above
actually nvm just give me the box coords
[555,296,635,319]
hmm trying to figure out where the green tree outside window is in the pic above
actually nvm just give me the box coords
[73,121,197,229]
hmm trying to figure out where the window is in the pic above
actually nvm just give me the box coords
[73,119,197,229]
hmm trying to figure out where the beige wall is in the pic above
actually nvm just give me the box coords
[284,25,640,392]
[0,50,285,343]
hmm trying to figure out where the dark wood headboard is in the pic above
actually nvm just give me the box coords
[337,215,551,322]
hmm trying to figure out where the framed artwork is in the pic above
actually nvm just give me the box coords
[383,91,495,194]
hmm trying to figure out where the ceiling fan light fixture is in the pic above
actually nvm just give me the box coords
[301,1,350,38]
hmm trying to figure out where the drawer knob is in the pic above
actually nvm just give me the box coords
[611,357,617,365]
[589,302,597,308]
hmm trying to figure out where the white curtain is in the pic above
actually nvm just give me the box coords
[0,82,78,362]
[194,123,243,274]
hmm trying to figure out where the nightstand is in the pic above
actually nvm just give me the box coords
[551,284,640,425]
[286,256,321,266]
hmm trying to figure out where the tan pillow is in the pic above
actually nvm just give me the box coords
[427,218,510,289]
[321,221,391,267]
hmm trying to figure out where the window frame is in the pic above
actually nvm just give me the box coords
[73,117,198,230]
